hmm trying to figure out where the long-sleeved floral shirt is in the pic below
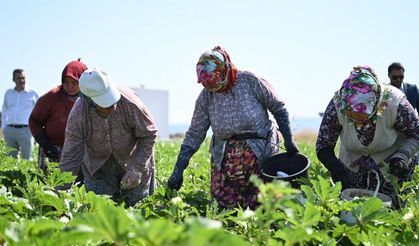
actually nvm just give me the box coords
[59,87,158,186]
[316,97,419,149]
[183,71,293,169]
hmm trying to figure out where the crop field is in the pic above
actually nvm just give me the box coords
[0,138,418,245]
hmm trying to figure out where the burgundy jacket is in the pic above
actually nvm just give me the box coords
[29,85,76,146]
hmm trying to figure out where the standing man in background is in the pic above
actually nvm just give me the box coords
[2,69,39,159]
[388,62,419,114]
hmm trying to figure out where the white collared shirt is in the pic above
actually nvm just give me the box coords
[2,87,39,128]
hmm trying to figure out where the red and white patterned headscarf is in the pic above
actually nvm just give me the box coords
[196,46,238,92]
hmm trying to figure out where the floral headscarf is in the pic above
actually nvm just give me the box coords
[336,66,382,123]
[196,46,238,92]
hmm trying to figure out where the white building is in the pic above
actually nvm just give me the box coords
[131,87,169,140]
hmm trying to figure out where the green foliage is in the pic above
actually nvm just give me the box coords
[0,139,418,245]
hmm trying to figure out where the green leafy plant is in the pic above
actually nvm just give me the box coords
[0,139,417,245]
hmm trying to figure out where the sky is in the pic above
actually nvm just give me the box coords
[1,0,419,125]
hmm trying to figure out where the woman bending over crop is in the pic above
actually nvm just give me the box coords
[167,46,299,209]
[59,68,157,206]
[316,66,419,207]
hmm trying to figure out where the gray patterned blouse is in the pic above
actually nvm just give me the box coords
[183,71,293,170]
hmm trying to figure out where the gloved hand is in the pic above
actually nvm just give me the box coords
[34,131,60,160]
[167,167,184,190]
[38,159,48,172]
[120,171,142,190]
[352,156,380,172]
[284,139,299,157]
[167,145,196,190]
[388,157,409,178]
[276,124,299,157]
[317,146,352,189]
[43,143,60,160]
[329,160,352,189]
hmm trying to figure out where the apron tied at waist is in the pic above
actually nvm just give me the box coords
[211,132,274,171]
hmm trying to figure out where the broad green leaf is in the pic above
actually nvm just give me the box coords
[67,197,132,244]
[302,203,321,226]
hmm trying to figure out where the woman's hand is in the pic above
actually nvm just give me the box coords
[284,140,299,157]
[351,156,380,172]
[166,144,195,190]
[167,168,184,190]
[120,171,142,190]
[389,157,408,178]
[329,160,353,189]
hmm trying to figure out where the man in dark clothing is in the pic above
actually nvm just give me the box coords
[388,62,419,114]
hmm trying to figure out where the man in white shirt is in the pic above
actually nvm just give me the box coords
[2,69,39,159]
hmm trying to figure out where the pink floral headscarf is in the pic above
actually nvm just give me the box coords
[196,46,238,92]
[337,66,381,122]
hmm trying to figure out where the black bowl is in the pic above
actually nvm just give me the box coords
[260,153,310,188]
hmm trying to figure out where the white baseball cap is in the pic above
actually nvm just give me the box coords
[79,68,121,108]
